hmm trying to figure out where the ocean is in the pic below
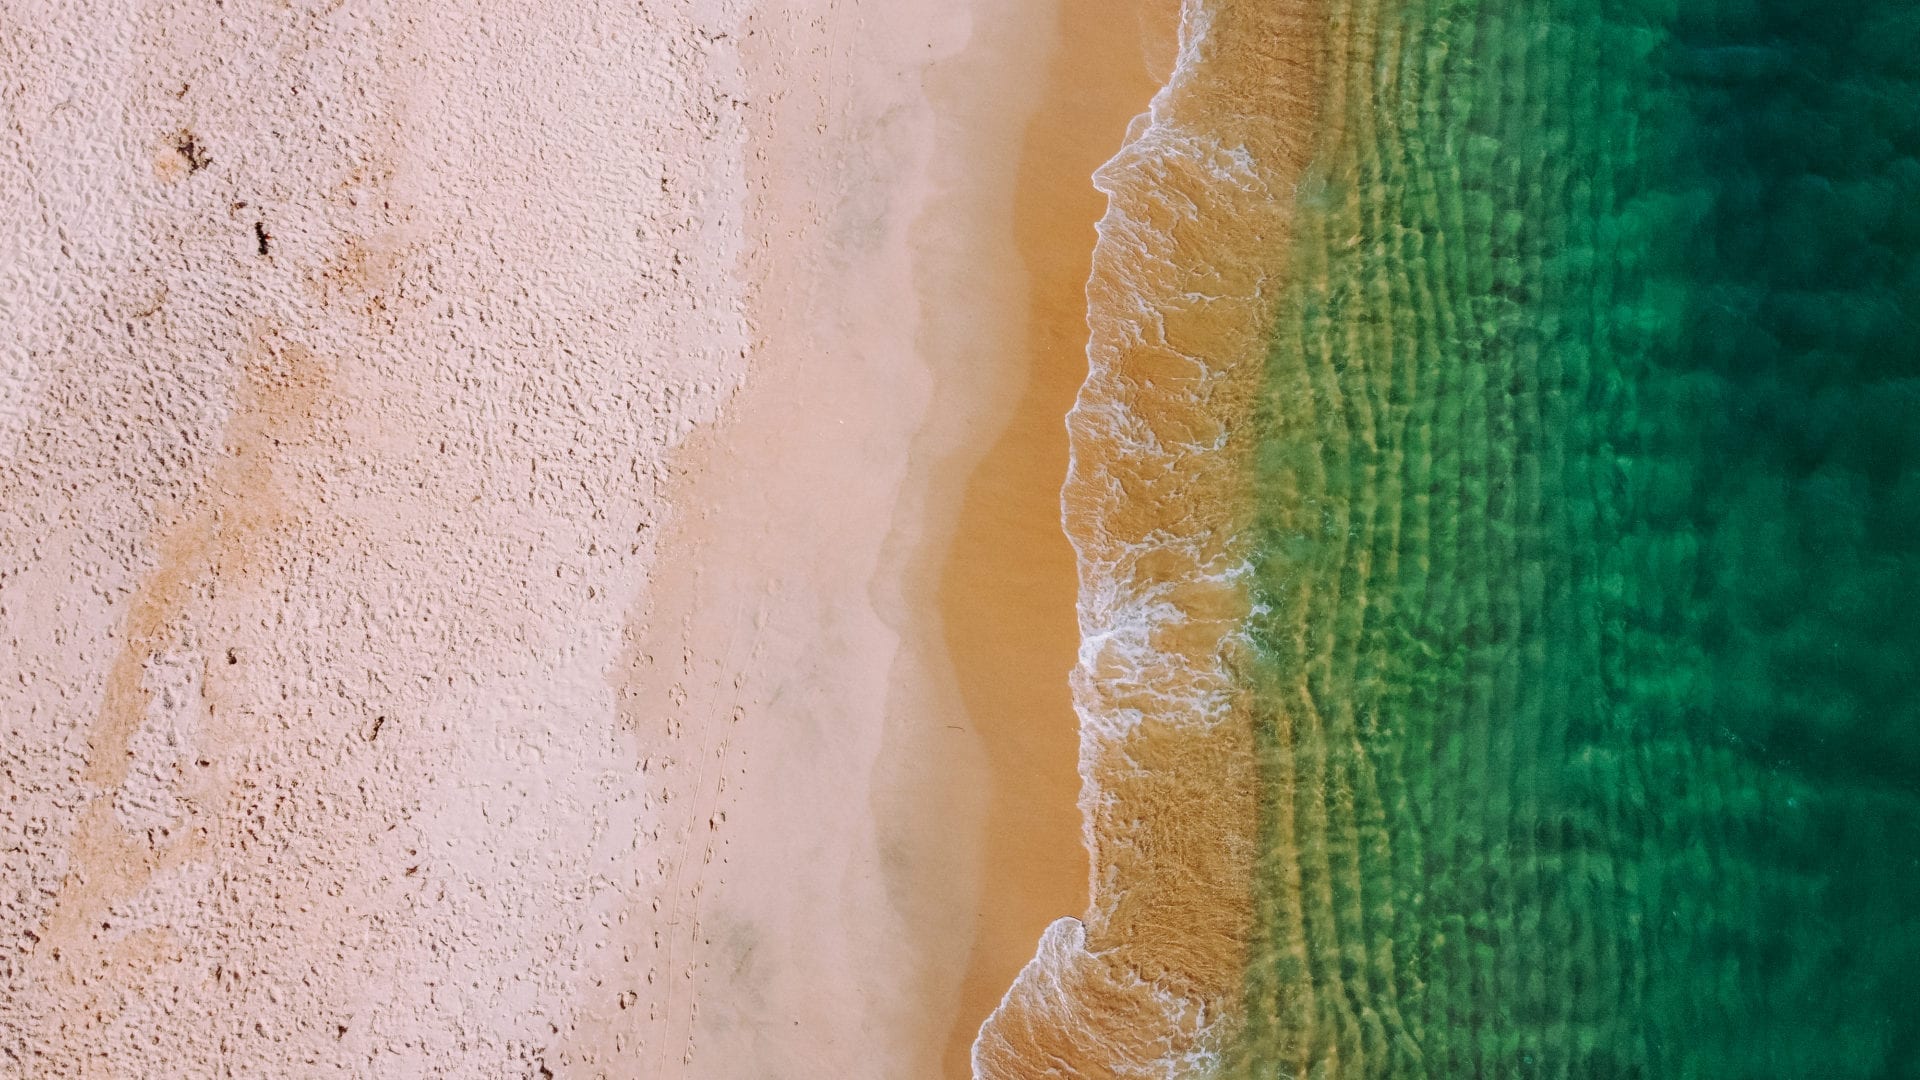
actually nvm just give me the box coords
[977,0,1920,1075]
[1232,0,1920,1074]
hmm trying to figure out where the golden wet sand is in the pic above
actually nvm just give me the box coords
[972,2,1332,1074]
[933,1,1182,1075]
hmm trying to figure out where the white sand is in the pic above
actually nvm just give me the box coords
[3,0,743,1073]
[557,2,1069,1075]
[0,0,1097,1076]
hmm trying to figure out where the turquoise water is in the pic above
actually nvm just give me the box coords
[1228,0,1920,1074]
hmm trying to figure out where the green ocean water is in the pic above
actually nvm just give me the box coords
[1227,0,1920,1075]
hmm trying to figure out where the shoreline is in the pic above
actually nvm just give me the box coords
[565,0,1186,1074]
[921,0,1182,1072]
[2,0,1179,1074]
[561,0,1092,1074]
[977,0,1332,1072]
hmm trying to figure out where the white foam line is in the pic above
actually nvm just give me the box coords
[971,1,1247,1075]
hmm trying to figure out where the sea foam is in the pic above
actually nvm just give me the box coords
[973,0,1326,1074]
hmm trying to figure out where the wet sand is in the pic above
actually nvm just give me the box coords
[564,0,1185,1074]
[556,0,1089,1073]
[927,0,1182,1074]
[975,1,1332,1073]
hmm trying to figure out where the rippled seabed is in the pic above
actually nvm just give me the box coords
[1230,0,1920,1074]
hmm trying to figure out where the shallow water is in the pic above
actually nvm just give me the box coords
[1230,0,1920,1075]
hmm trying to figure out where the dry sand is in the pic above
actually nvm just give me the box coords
[1,0,1174,1077]
[4,1,755,1074]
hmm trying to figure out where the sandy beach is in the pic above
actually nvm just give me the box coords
[926,1,1179,1072]
[561,0,1180,1074]
[3,1,758,1073]
[1,0,1172,1075]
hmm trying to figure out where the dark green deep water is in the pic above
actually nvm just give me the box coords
[1229,0,1920,1075]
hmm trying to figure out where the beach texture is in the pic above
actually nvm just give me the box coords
[2,1,755,1073]
[1,0,1096,1075]
[6,0,1918,1076]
